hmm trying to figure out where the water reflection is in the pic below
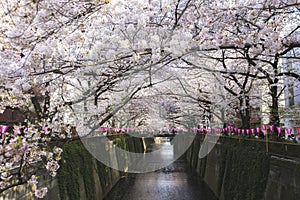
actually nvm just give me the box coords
[154,137,171,144]
[104,141,217,200]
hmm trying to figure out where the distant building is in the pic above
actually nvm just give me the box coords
[282,47,300,133]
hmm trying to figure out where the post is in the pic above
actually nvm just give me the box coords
[265,131,269,152]
[262,125,268,152]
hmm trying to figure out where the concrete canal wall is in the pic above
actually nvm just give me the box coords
[3,134,299,200]
[0,135,144,200]
[185,135,300,200]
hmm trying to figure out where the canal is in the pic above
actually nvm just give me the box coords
[104,137,217,200]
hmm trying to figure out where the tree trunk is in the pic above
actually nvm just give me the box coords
[269,83,281,140]
[239,95,251,130]
[269,84,280,127]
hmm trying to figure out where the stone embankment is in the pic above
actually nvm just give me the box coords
[0,135,144,200]
[185,135,300,200]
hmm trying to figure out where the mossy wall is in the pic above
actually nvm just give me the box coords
[55,135,144,200]
[186,135,300,200]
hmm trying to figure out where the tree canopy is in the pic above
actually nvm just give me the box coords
[0,0,299,197]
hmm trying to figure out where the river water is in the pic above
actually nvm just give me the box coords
[104,138,217,200]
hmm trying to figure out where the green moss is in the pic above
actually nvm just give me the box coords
[220,141,270,200]
[114,135,127,150]
[97,161,112,193]
[114,138,123,147]
[56,136,144,200]
[57,141,80,200]
[57,140,95,200]
[78,146,95,200]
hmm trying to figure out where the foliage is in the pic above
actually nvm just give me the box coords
[0,0,299,197]
[57,136,143,200]
[57,140,101,200]
[0,123,63,196]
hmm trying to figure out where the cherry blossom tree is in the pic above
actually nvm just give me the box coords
[0,0,190,196]
[174,0,300,128]
[1,0,299,198]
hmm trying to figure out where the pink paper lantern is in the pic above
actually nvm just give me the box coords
[269,125,274,132]
[256,127,260,133]
[285,128,293,135]
[298,128,300,135]
[2,125,8,134]
[246,129,250,135]
[256,127,260,137]
[251,128,255,135]
[242,129,245,134]
[277,127,282,134]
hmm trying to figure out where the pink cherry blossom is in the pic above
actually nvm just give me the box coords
[35,187,48,199]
